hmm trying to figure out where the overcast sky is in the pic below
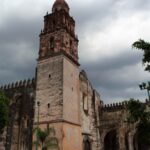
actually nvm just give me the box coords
[0,0,150,103]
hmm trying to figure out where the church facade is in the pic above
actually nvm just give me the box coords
[0,0,144,150]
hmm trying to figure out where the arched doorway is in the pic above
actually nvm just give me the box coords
[104,130,119,150]
[84,140,91,150]
[83,135,91,150]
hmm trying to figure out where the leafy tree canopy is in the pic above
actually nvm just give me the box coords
[0,90,9,134]
[132,39,150,71]
[127,99,150,144]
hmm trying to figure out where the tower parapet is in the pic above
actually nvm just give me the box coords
[102,102,127,112]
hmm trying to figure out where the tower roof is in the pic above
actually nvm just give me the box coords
[52,0,69,13]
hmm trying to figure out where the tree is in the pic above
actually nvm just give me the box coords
[132,39,150,71]
[33,127,59,150]
[127,99,150,145]
[0,90,9,134]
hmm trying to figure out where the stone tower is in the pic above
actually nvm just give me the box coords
[39,0,78,63]
[34,0,82,149]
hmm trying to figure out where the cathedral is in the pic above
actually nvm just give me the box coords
[0,0,147,150]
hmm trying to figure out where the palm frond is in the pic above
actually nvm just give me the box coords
[45,137,59,148]
[145,65,150,72]
[47,127,56,136]
[33,127,40,133]
[32,140,41,147]
[33,127,59,150]
[42,147,48,150]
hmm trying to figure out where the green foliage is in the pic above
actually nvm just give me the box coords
[127,99,150,145]
[127,99,145,122]
[33,127,59,150]
[132,39,150,71]
[0,90,9,134]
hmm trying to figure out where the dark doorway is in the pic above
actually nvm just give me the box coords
[125,133,129,150]
[84,140,91,150]
[104,130,119,150]
[83,135,91,150]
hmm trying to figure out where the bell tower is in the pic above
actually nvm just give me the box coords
[34,0,82,150]
[39,0,78,64]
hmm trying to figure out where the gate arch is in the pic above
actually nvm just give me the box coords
[104,130,119,150]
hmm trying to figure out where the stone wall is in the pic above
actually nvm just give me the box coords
[79,70,101,150]
[99,102,138,150]
[34,54,83,150]
[63,56,80,124]
[35,55,64,123]
[0,79,35,150]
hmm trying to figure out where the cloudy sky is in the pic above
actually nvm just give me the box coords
[0,0,150,103]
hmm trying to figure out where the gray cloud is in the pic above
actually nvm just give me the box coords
[81,49,149,102]
[0,0,150,103]
[0,12,40,84]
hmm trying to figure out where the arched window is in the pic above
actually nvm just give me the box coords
[50,37,54,49]
[70,39,72,47]
[53,20,56,26]
[83,93,88,113]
